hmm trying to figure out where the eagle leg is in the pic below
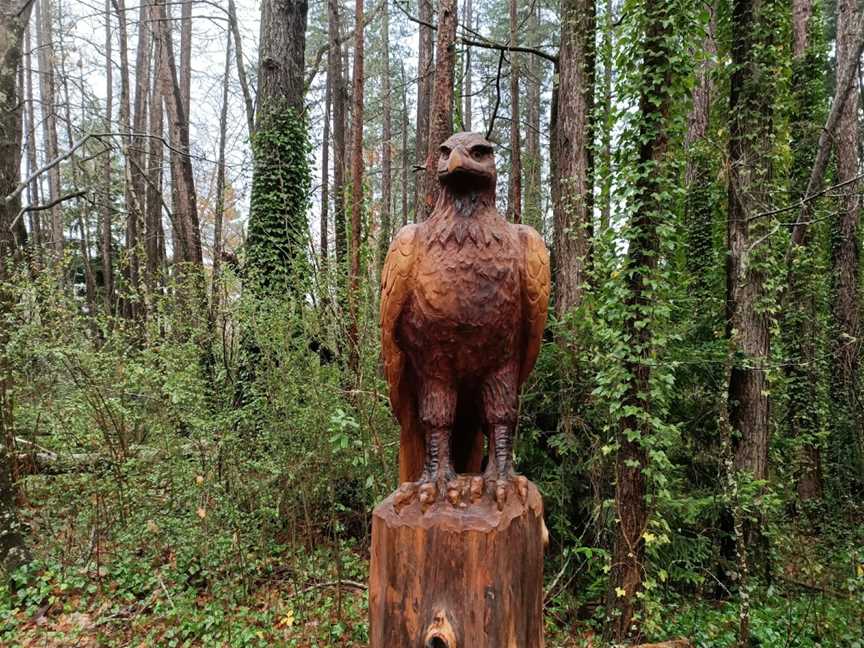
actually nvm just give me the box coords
[480,364,527,509]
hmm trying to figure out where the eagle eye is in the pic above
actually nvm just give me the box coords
[439,145,451,156]
[470,146,491,159]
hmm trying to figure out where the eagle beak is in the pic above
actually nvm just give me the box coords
[447,150,464,174]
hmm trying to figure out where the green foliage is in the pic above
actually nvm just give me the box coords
[246,102,312,295]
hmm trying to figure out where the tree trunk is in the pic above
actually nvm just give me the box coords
[379,0,391,272]
[414,0,434,220]
[830,0,863,491]
[523,0,542,233]
[727,0,778,485]
[553,0,595,317]
[418,0,457,222]
[608,2,674,640]
[157,0,201,270]
[0,0,35,575]
[369,483,546,647]
[348,0,364,361]
[179,0,192,118]
[321,41,331,262]
[24,22,42,256]
[211,26,231,325]
[36,0,62,260]
[786,0,825,502]
[462,0,472,132]
[598,0,613,232]
[145,5,165,296]
[101,0,114,313]
[508,0,522,224]
[244,0,309,294]
[401,61,409,227]
[227,0,254,136]
[329,0,347,265]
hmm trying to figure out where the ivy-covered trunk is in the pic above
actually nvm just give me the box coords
[245,0,310,293]
[607,1,677,640]
[0,0,34,576]
[830,0,863,493]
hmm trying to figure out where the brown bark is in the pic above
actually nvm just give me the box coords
[379,0,392,272]
[258,0,307,117]
[101,0,113,312]
[508,0,522,224]
[211,26,231,323]
[784,0,824,502]
[462,0,472,132]
[0,0,35,575]
[145,5,164,293]
[329,0,347,264]
[598,0,612,231]
[609,2,673,641]
[23,22,41,254]
[348,0,364,358]
[321,41,331,261]
[727,0,775,484]
[56,2,96,314]
[157,0,201,268]
[553,0,595,317]
[400,61,409,227]
[179,0,192,119]
[227,0,254,136]
[523,0,542,233]
[831,0,863,486]
[36,0,62,259]
[418,0,457,222]
[369,483,546,647]
[414,0,434,220]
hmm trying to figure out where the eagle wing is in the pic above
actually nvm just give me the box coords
[380,225,424,482]
[517,225,551,386]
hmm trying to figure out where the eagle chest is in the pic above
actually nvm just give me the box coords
[400,232,522,366]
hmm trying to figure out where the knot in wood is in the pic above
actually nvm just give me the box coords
[424,609,456,648]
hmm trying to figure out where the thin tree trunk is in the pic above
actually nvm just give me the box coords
[598,0,613,232]
[463,0,472,132]
[329,0,347,265]
[419,0,458,221]
[379,0,391,271]
[608,2,674,640]
[401,61,409,227]
[227,0,254,136]
[158,0,201,269]
[523,0,542,233]
[784,0,825,502]
[508,0,522,223]
[831,0,863,489]
[553,0,595,317]
[101,0,114,312]
[414,0,434,220]
[36,0,62,260]
[211,26,231,324]
[145,5,164,296]
[348,0,364,361]
[124,0,149,317]
[56,0,96,313]
[179,0,192,119]
[321,44,331,261]
[24,22,42,255]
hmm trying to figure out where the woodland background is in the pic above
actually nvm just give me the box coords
[0,0,862,645]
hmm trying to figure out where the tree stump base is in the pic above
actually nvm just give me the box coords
[369,478,546,647]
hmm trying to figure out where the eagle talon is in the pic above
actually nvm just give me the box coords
[418,482,437,511]
[393,482,417,514]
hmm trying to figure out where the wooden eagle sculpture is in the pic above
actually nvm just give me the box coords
[380,132,551,509]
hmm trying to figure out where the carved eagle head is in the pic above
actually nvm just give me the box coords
[436,132,496,197]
